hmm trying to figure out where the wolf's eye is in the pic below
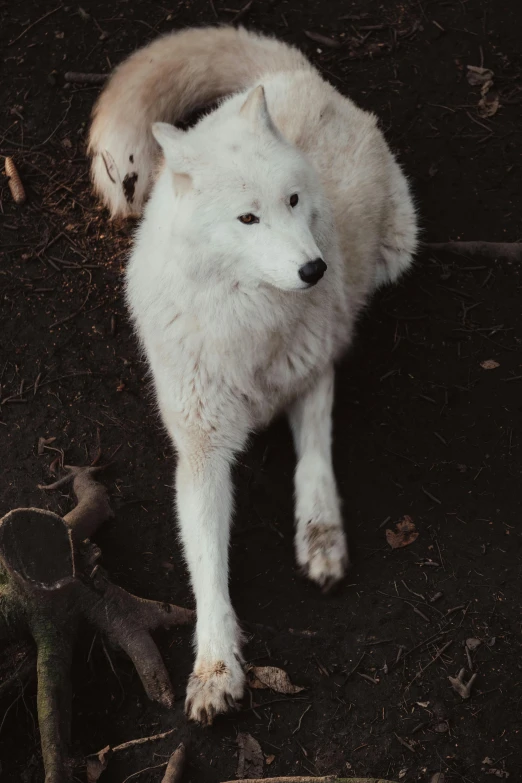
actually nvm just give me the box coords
[238,213,259,224]
[290,193,299,207]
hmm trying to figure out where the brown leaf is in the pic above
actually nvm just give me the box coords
[86,746,111,783]
[466,65,494,86]
[386,516,419,549]
[236,733,263,779]
[481,359,500,370]
[265,754,275,765]
[247,665,305,694]
[4,156,26,205]
[478,88,500,118]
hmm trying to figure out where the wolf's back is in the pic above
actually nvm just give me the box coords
[88,27,310,218]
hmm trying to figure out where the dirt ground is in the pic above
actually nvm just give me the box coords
[1,0,521,781]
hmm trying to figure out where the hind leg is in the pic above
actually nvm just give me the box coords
[288,365,348,590]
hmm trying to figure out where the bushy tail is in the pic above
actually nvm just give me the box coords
[88,26,309,218]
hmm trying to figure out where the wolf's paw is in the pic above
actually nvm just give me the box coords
[185,656,245,725]
[296,521,348,592]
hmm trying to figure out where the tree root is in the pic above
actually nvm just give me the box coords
[225,778,399,783]
[425,241,522,261]
[162,743,186,783]
[0,465,194,783]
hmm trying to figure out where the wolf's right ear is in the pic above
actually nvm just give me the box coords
[152,122,193,193]
[152,122,185,162]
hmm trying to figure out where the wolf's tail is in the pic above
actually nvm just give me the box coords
[88,26,309,218]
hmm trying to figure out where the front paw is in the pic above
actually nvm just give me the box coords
[185,656,245,725]
[296,521,349,591]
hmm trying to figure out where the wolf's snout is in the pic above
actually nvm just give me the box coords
[299,258,327,286]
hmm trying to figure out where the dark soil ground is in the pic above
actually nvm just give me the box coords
[1,1,522,781]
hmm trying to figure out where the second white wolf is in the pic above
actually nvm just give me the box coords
[88,26,417,724]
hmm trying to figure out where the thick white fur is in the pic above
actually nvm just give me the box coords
[89,26,417,724]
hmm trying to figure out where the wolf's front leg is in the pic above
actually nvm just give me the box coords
[289,366,348,591]
[175,443,244,724]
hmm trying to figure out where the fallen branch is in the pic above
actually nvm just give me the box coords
[0,465,193,783]
[64,72,108,85]
[425,241,522,261]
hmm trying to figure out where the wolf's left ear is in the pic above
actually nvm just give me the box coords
[240,85,277,134]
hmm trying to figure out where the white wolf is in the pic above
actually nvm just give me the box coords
[88,26,417,724]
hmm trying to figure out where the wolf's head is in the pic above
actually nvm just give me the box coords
[151,86,327,292]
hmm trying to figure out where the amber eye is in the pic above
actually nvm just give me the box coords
[290,193,299,207]
[238,213,259,224]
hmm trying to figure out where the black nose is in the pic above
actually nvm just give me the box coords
[298,258,327,286]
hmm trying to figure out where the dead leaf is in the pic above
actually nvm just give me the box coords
[478,87,500,118]
[385,516,419,549]
[265,754,275,765]
[86,746,111,783]
[466,638,481,651]
[466,65,500,118]
[237,733,263,779]
[481,359,500,370]
[247,665,305,694]
[466,65,494,86]
[37,436,56,455]
[431,775,445,783]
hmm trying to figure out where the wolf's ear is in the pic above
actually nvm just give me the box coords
[152,122,185,162]
[152,122,193,193]
[239,85,276,134]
